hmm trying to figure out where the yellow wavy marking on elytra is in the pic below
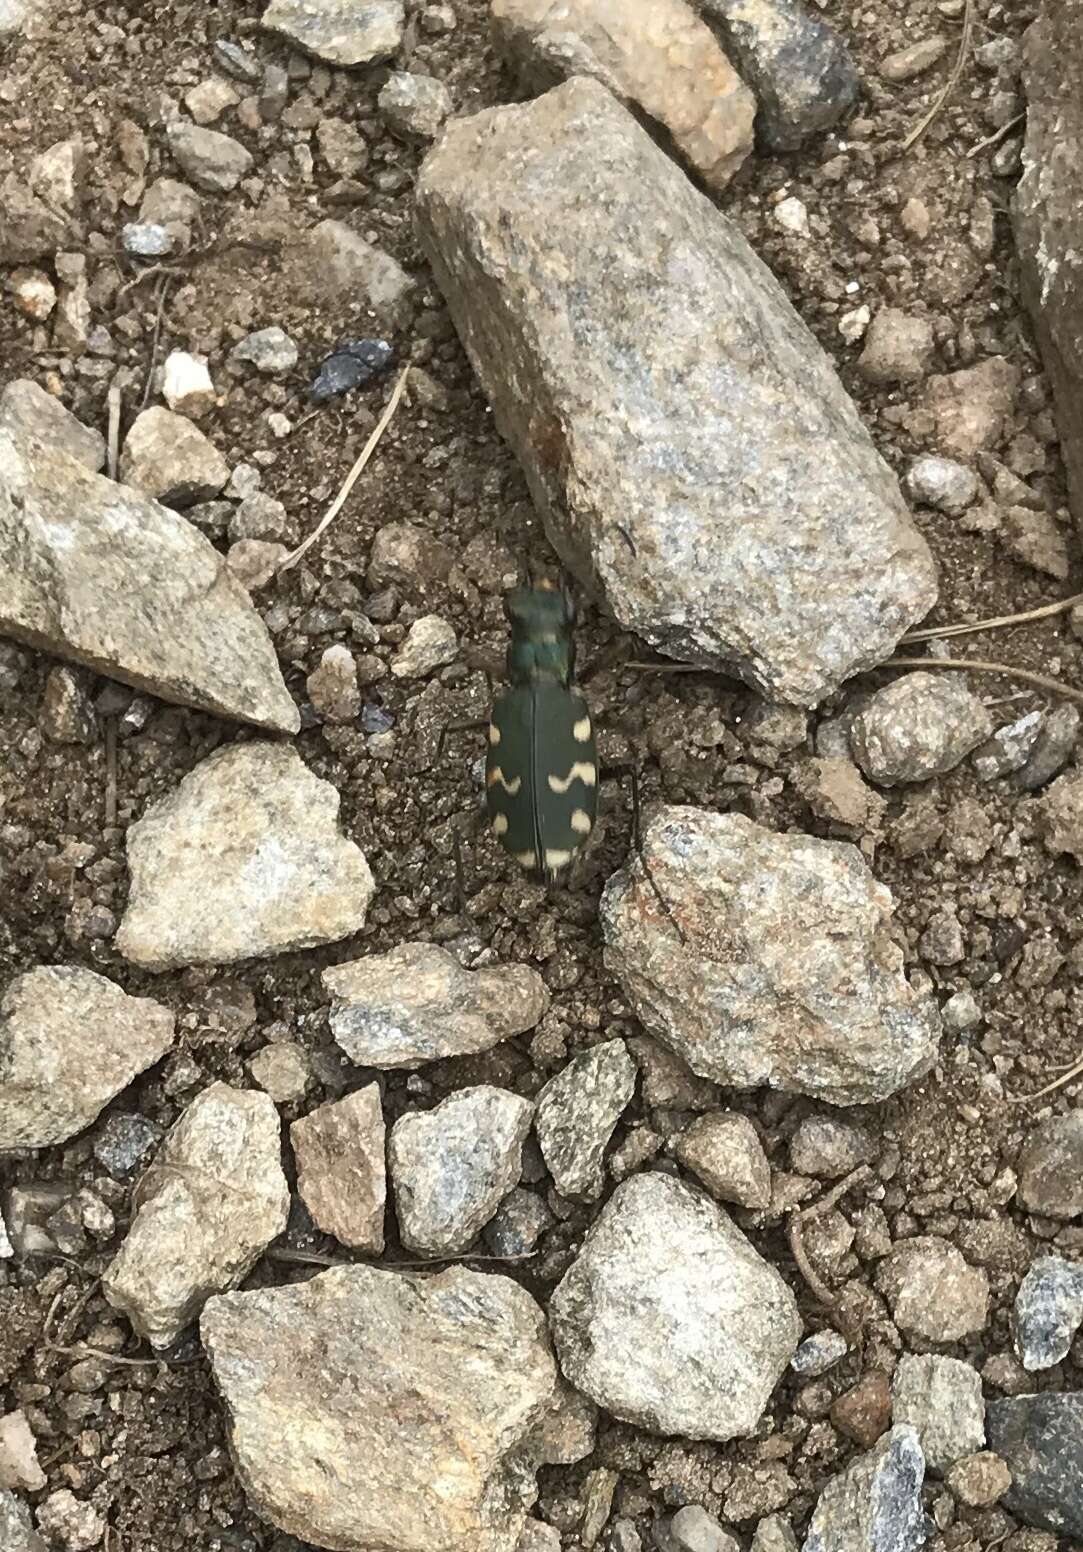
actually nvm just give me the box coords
[570,809,592,834]
[547,762,597,793]
[487,767,521,795]
[573,716,591,742]
[491,813,509,837]
[488,723,501,745]
[513,849,536,867]
[545,849,573,869]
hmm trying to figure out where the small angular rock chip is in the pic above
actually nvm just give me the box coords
[416,79,937,708]
[309,337,393,400]
[601,807,941,1105]
[0,967,174,1151]
[548,1172,800,1440]
[116,743,374,970]
[324,941,549,1067]
[0,428,297,734]
[261,0,405,66]
[803,1426,926,1552]
[104,1082,289,1347]
[202,1263,563,1552]
[291,1086,386,1253]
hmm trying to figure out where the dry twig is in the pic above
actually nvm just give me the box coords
[901,0,974,151]
[278,363,411,574]
[1006,1051,1083,1104]
[966,111,1026,158]
[903,590,1083,643]
[786,1167,870,1311]
[140,273,172,411]
[884,655,1083,706]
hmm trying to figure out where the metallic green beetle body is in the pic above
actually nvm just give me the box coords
[486,585,599,881]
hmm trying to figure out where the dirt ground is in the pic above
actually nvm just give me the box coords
[2,0,1082,1548]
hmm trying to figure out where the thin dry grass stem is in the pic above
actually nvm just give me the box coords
[966,111,1026,157]
[884,656,1083,705]
[903,590,1083,642]
[278,363,411,574]
[786,1167,870,1311]
[901,0,974,151]
[1006,1052,1083,1104]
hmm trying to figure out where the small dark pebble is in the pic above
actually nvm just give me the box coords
[361,703,394,735]
[93,1113,164,1177]
[309,339,394,401]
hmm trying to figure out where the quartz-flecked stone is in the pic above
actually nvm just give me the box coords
[202,1263,564,1552]
[324,942,549,1067]
[534,1038,636,1199]
[1012,1255,1083,1371]
[549,1172,800,1440]
[803,1427,926,1552]
[416,79,937,708]
[1014,0,1083,532]
[389,1086,533,1255]
[491,0,755,193]
[0,428,297,734]
[601,807,941,1106]
[104,1083,289,1347]
[116,743,374,970]
[0,967,174,1151]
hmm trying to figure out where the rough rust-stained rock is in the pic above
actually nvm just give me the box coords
[1014,0,1083,532]
[0,429,298,734]
[116,743,374,970]
[491,0,755,193]
[693,0,859,150]
[601,807,940,1106]
[202,1263,562,1552]
[416,79,937,708]
[324,942,549,1067]
[104,1083,289,1347]
[291,1086,386,1252]
[549,1172,800,1440]
[0,968,174,1152]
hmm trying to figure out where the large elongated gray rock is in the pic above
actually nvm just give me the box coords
[416,79,936,707]
[202,1264,564,1552]
[1014,0,1083,532]
[0,428,298,733]
[549,1172,800,1440]
[491,0,755,193]
[803,1427,925,1552]
[602,807,941,1105]
[0,967,174,1151]
[116,743,374,970]
[104,1082,289,1347]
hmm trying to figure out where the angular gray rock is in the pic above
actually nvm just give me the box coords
[803,1427,925,1552]
[891,1355,986,1473]
[973,709,1044,781]
[534,1038,636,1199]
[789,1115,873,1178]
[377,71,453,141]
[548,1172,800,1440]
[0,172,76,264]
[674,1111,772,1209]
[261,0,405,65]
[849,671,993,785]
[202,1263,563,1551]
[119,405,229,506]
[324,942,549,1067]
[34,1491,104,1551]
[291,1085,386,1252]
[693,0,859,150]
[0,1489,44,1552]
[302,219,413,317]
[116,743,374,970]
[0,379,104,471]
[104,1082,289,1347]
[231,326,299,374]
[874,1236,989,1342]
[389,1085,533,1254]
[1014,0,1083,531]
[491,0,755,193]
[601,808,941,1106]
[0,967,174,1151]
[1017,1112,1083,1217]
[986,1392,1083,1539]
[166,122,253,192]
[416,79,936,708]
[791,1330,849,1377]
[0,428,298,734]
[1012,1255,1083,1370]
[903,454,979,514]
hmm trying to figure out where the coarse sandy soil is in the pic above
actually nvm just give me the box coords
[1,0,1081,1549]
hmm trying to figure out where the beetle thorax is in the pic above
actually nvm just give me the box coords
[504,586,576,685]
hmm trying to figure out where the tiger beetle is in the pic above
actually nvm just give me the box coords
[485,581,599,883]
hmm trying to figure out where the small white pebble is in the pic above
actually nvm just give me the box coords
[773,196,809,236]
[162,351,215,418]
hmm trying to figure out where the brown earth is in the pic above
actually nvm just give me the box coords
[1,0,1081,1549]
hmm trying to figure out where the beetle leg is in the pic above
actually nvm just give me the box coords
[436,717,489,763]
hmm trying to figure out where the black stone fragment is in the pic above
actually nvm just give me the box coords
[309,339,394,402]
[987,1392,1083,1538]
